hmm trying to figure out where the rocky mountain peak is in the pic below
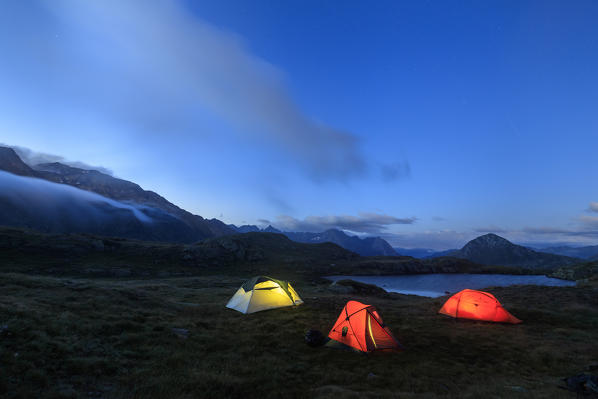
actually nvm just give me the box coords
[0,146,36,177]
[263,225,282,233]
[463,233,513,250]
[453,233,579,269]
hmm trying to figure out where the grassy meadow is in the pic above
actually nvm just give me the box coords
[1,228,597,398]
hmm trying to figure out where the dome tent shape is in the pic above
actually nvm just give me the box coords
[226,276,303,314]
[328,300,403,352]
[438,289,521,324]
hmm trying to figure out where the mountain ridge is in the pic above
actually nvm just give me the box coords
[538,244,598,260]
[393,247,460,258]
[449,233,580,269]
[229,224,398,256]
[0,146,235,241]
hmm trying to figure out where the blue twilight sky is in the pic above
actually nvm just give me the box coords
[1,0,598,249]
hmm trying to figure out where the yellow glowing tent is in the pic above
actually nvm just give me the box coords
[226,276,303,314]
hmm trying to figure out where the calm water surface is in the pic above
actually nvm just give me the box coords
[327,273,575,298]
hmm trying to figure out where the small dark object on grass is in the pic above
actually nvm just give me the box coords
[305,329,327,347]
[171,328,189,339]
[561,374,598,396]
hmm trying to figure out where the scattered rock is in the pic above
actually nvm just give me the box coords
[562,374,598,395]
[305,329,326,347]
[171,328,189,339]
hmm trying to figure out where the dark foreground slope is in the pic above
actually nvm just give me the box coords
[0,228,354,278]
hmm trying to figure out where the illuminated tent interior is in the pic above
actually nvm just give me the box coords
[226,276,303,314]
[438,289,522,324]
[328,300,403,352]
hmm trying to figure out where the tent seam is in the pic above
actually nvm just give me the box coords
[345,307,366,352]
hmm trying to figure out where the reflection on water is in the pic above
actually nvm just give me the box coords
[326,273,575,298]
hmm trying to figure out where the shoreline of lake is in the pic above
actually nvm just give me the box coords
[326,273,576,298]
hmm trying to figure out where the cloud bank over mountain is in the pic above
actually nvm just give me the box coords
[263,213,416,234]
[0,170,151,224]
[2,144,113,175]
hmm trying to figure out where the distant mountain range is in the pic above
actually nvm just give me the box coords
[392,247,436,258]
[393,247,458,258]
[536,245,598,260]
[0,146,399,255]
[2,146,595,264]
[229,224,398,256]
[447,233,580,269]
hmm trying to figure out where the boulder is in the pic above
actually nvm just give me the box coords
[329,279,389,297]
[171,328,189,339]
[562,374,598,395]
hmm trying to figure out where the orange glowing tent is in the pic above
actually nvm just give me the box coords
[438,289,521,324]
[328,300,403,352]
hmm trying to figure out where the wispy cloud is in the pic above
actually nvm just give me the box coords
[522,226,572,235]
[491,225,598,238]
[271,212,416,234]
[589,202,598,213]
[257,219,272,226]
[379,161,410,182]
[9,0,404,182]
[0,170,150,223]
[579,215,598,229]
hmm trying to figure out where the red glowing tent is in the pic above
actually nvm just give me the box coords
[328,300,402,352]
[438,289,521,324]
